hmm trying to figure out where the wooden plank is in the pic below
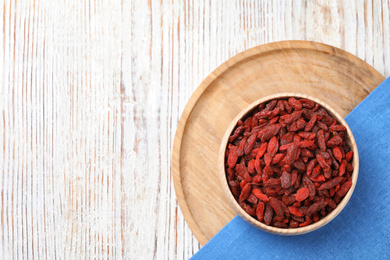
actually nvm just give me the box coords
[0,0,389,259]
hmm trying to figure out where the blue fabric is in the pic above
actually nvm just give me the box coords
[191,78,390,260]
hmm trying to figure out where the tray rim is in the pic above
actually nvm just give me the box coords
[171,40,385,246]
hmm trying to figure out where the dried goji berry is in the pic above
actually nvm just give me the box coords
[273,222,288,228]
[317,130,327,152]
[256,142,268,160]
[247,159,256,174]
[298,132,316,140]
[288,118,307,132]
[229,180,239,187]
[313,213,320,222]
[317,151,330,159]
[325,197,337,209]
[299,99,315,109]
[290,220,299,228]
[226,168,235,181]
[264,100,277,111]
[284,100,293,113]
[288,206,304,217]
[231,186,240,197]
[269,197,284,216]
[269,116,279,124]
[280,131,294,146]
[346,163,354,172]
[301,148,313,158]
[236,163,252,182]
[244,204,256,216]
[263,165,273,176]
[291,215,304,223]
[306,159,318,175]
[267,136,279,157]
[337,180,352,197]
[290,170,298,186]
[254,158,262,175]
[252,188,269,202]
[264,178,281,188]
[272,153,284,164]
[240,180,247,189]
[329,125,347,132]
[280,172,292,189]
[302,175,316,199]
[264,202,274,225]
[299,140,315,148]
[332,146,343,162]
[316,154,330,172]
[345,151,353,162]
[288,97,302,110]
[253,174,262,183]
[286,143,300,165]
[277,100,285,111]
[247,193,259,204]
[310,175,325,182]
[296,187,310,202]
[239,183,251,203]
[227,146,239,168]
[237,137,247,156]
[293,159,306,172]
[226,97,354,228]
[304,114,317,132]
[264,153,272,166]
[260,124,281,142]
[256,202,265,221]
[244,133,257,155]
[327,135,343,147]
[281,110,302,125]
[306,201,326,216]
[316,121,328,131]
[318,177,344,190]
[339,160,347,177]
[229,126,245,142]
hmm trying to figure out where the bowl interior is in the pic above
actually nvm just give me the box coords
[218,93,359,235]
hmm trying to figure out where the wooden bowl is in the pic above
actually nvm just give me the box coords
[218,93,359,235]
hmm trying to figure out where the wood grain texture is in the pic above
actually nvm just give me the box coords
[172,41,384,245]
[1,0,389,259]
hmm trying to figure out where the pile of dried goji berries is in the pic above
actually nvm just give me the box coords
[225,97,354,228]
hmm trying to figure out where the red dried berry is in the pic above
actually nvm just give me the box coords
[329,125,347,132]
[227,146,239,169]
[345,151,353,162]
[337,181,352,197]
[226,97,353,228]
[296,187,310,202]
[317,130,327,152]
[269,197,284,216]
[264,202,274,226]
[239,183,252,203]
[267,136,279,157]
[256,202,265,221]
[332,146,343,162]
[281,172,292,189]
[252,188,269,202]
[288,97,302,110]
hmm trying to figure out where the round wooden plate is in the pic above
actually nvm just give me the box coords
[172,41,385,245]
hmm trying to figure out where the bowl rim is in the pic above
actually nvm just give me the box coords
[218,92,359,235]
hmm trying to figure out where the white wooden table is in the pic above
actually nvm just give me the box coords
[1,0,389,259]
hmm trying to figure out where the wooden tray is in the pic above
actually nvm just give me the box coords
[172,41,385,245]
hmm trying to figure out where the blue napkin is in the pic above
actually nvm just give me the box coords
[191,78,390,259]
